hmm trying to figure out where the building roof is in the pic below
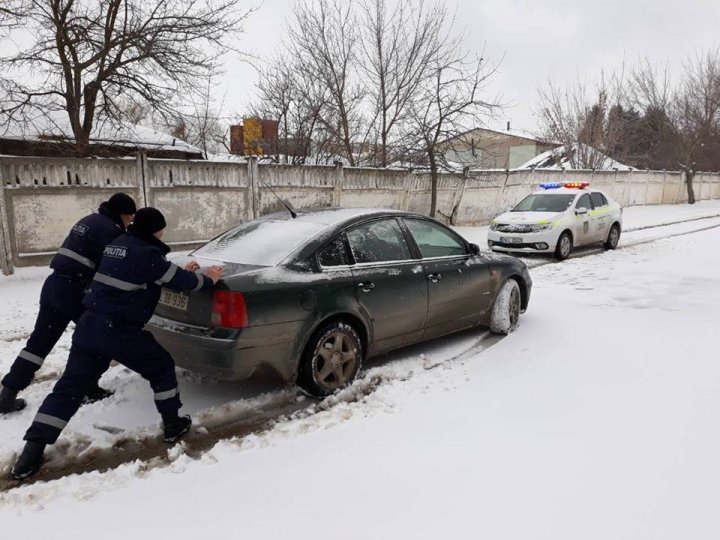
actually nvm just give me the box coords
[0,110,203,158]
[441,126,559,146]
[518,143,633,171]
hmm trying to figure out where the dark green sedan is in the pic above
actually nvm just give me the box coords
[147,208,532,397]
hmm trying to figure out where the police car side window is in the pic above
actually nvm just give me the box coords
[576,194,593,210]
[591,192,607,207]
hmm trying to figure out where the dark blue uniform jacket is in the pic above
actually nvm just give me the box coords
[50,204,126,281]
[84,228,212,326]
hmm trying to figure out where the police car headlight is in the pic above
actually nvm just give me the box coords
[529,224,553,232]
[490,222,500,231]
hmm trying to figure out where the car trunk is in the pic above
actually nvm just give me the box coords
[154,258,264,327]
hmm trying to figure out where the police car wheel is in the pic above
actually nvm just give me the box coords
[604,224,621,250]
[489,279,521,335]
[297,322,363,398]
[554,231,573,260]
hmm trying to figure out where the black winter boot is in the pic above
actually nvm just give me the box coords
[0,385,26,414]
[9,441,46,481]
[163,415,192,443]
[82,385,114,405]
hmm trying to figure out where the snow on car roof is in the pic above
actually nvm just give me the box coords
[259,207,407,226]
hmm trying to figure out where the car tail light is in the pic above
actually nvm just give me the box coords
[211,291,248,328]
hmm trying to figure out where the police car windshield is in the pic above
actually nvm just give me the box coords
[192,220,325,266]
[512,194,575,213]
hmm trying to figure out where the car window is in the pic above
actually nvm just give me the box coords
[512,194,576,212]
[404,219,466,258]
[347,219,411,263]
[591,192,608,207]
[576,194,593,210]
[318,237,350,267]
[193,219,324,266]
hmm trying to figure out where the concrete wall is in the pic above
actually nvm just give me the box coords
[0,154,718,274]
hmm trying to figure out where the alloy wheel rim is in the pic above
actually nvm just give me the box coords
[314,331,357,390]
[610,227,619,246]
[561,236,571,257]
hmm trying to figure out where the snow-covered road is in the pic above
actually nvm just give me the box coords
[1,201,720,539]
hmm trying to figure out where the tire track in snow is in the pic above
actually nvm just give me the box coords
[522,216,720,270]
[0,330,501,490]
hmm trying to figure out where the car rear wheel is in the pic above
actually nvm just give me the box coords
[489,279,521,335]
[604,223,621,250]
[554,231,573,260]
[297,322,363,398]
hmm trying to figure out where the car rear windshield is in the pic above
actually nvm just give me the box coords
[512,194,575,213]
[192,220,325,266]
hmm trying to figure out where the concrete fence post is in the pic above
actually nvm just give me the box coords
[0,178,14,276]
[333,161,344,207]
[136,152,150,207]
[248,156,259,218]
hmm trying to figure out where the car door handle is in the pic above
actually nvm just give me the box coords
[428,273,442,283]
[357,281,375,292]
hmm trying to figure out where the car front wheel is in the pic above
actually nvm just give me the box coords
[554,231,573,260]
[489,279,521,335]
[604,223,621,250]
[297,322,363,397]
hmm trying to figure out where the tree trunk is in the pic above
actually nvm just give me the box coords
[685,169,696,204]
[75,132,92,158]
[429,152,438,217]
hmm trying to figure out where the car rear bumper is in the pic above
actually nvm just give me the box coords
[146,315,301,382]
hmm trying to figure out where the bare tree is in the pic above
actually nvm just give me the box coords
[537,71,632,169]
[671,49,720,203]
[627,51,720,203]
[287,0,365,166]
[407,42,500,217]
[357,0,445,167]
[0,0,26,34]
[168,65,233,158]
[254,53,328,164]
[0,0,251,157]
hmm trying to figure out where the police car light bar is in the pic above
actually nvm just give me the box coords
[563,182,590,189]
[539,182,590,190]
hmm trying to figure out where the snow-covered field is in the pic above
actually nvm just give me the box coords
[1,201,720,539]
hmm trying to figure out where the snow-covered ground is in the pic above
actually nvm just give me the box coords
[1,201,720,539]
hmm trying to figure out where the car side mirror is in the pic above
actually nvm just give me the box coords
[468,243,480,255]
[575,207,589,215]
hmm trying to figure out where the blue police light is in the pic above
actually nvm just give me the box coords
[539,183,562,189]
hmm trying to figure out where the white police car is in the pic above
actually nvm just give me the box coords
[487,182,623,260]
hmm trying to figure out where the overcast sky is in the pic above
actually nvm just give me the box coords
[222,0,720,133]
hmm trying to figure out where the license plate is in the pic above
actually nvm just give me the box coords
[501,236,522,244]
[159,289,189,311]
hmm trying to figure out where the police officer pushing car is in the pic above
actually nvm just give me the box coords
[10,207,223,480]
[0,193,137,414]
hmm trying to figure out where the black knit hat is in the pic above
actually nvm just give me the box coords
[105,193,137,215]
[132,207,167,235]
